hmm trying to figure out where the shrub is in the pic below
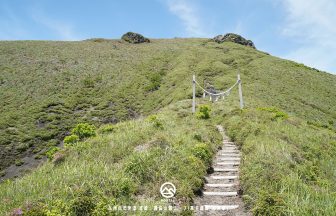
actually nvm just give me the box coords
[83,77,95,88]
[257,107,288,120]
[15,159,24,166]
[32,147,42,154]
[111,177,137,197]
[63,134,79,145]
[70,189,96,216]
[192,143,212,166]
[196,105,211,119]
[124,154,149,183]
[45,147,60,160]
[34,154,43,160]
[146,115,163,129]
[145,73,162,91]
[253,191,286,216]
[23,202,48,216]
[92,199,110,216]
[16,143,29,153]
[71,123,96,139]
[193,134,203,142]
[100,124,115,134]
[147,115,158,122]
[0,170,5,177]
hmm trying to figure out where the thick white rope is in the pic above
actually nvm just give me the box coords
[194,79,240,96]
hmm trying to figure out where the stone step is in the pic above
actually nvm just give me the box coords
[222,148,239,152]
[217,154,240,157]
[220,150,239,153]
[213,168,238,172]
[220,153,240,156]
[203,191,237,196]
[217,162,240,165]
[203,205,239,211]
[211,175,238,180]
[223,144,235,146]
[217,157,240,161]
[205,183,235,188]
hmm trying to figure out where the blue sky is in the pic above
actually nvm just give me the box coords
[1,0,336,74]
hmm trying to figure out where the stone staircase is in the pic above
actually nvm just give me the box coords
[193,126,250,216]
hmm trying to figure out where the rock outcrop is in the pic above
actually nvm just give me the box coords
[121,32,150,44]
[213,33,255,49]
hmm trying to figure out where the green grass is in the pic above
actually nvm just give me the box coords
[212,103,336,215]
[0,101,221,215]
[0,38,335,215]
[1,39,335,171]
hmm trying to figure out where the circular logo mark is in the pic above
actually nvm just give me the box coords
[160,182,176,198]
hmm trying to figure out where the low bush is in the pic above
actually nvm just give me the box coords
[23,202,48,216]
[191,143,212,166]
[146,115,163,129]
[0,170,5,177]
[15,159,24,166]
[145,73,162,92]
[70,189,96,216]
[16,143,29,153]
[257,107,288,120]
[110,177,137,197]
[63,134,79,145]
[196,105,211,119]
[71,123,96,139]
[253,191,286,216]
[45,147,60,160]
[193,134,203,142]
[100,124,115,134]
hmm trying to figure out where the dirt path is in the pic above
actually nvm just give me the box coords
[193,125,250,216]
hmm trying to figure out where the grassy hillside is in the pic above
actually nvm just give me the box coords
[212,103,336,215]
[0,101,221,215]
[0,38,335,215]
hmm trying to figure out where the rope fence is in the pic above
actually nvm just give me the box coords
[192,74,244,113]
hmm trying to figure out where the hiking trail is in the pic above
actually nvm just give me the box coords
[194,125,250,216]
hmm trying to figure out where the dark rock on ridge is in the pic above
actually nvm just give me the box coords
[121,32,150,44]
[213,33,255,49]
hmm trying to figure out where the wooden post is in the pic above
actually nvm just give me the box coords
[192,74,196,113]
[238,74,244,109]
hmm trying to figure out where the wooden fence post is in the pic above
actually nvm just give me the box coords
[238,74,244,109]
[192,74,196,113]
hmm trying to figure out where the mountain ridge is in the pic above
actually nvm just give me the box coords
[0,37,335,215]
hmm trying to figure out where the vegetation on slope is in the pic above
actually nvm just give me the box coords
[0,39,194,173]
[0,101,221,215]
[211,103,336,215]
[0,37,335,215]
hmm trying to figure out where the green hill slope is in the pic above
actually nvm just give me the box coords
[0,38,335,215]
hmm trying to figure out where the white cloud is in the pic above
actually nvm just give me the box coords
[31,10,81,41]
[165,0,208,37]
[281,0,336,73]
[0,5,82,41]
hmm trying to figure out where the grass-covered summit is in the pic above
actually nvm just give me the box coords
[0,37,335,215]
